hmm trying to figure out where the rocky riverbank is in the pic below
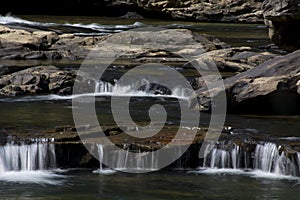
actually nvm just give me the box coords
[2,23,299,115]
[2,0,300,51]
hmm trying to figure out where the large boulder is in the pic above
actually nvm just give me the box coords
[0,25,107,60]
[195,50,300,114]
[0,66,75,96]
[263,0,300,51]
[0,25,58,50]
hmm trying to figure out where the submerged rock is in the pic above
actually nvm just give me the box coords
[263,0,300,51]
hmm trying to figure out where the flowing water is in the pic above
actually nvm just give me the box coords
[0,15,300,199]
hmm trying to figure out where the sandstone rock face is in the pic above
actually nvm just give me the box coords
[1,0,264,23]
[137,0,264,22]
[196,50,300,114]
[263,0,300,51]
[0,25,107,60]
[0,25,58,49]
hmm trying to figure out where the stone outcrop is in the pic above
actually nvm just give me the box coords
[0,66,75,96]
[1,0,264,23]
[0,25,107,60]
[263,0,300,51]
[195,50,300,114]
[137,0,264,23]
[0,26,278,96]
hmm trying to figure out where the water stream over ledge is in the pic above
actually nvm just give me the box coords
[0,15,299,199]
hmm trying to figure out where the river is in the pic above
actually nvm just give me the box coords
[0,15,299,199]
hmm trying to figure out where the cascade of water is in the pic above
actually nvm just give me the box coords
[98,146,159,172]
[201,142,300,177]
[93,144,116,174]
[93,80,190,99]
[0,140,56,173]
[254,143,297,176]
[97,144,104,172]
[95,81,113,93]
[203,144,242,169]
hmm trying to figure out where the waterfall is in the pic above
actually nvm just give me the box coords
[110,148,159,171]
[97,144,104,172]
[95,81,113,94]
[203,144,242,169]
[201,142,300,177]
[0,140,56,173]
[93,80,191,100]
[93,144,115,174]
[94,144,159,173]
[254,143,297,176]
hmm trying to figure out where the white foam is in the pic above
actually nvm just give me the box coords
[249,170,300,181]
[0,15,144,32]
[0,170,65,185]
[0,91,190,103]
[92,169,116,175]
[0,15,38,25]
[190,168,245,175]
[189,168,300,181]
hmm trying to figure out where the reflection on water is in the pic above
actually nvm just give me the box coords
[0,100,299,137]
[1,170,299,200]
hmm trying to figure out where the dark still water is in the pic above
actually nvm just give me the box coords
[1,170,300,200]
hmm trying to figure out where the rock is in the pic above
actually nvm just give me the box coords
[195,50,300,114]
[0,66,75,96]
[138,0,264,23]
[186,47,277,74]
[0,25,58,50]
[95,29,228,60]
[0,25,107,60]
[120,12,144,19]
[1,0,264,23]
[263,0,300,51]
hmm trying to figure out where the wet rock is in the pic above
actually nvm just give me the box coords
[195,49,300,114]
[2,0,263,23]
[186,47,277,74]
[0,25,58,50]
[138,0,264,22]
[0,25,107,60]
[95,29,228,60]
[263,0,300,51]
[0,66,75,96]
